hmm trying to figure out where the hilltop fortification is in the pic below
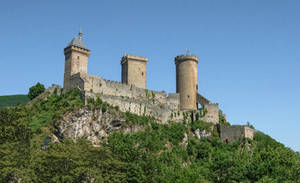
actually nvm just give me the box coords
[63,32,220,124]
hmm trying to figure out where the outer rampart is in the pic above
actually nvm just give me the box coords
[202,104,219,124]
[220,125,255,142]
[69,73,182,122]
[67,72,219,123]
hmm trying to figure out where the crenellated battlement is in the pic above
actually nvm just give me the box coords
[174,54,199,64]
[121,54,148,64]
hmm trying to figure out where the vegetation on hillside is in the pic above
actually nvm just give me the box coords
[0,89,300,182]
[28,82,45,100]
[0,95,30,109]
[0,82,45,109]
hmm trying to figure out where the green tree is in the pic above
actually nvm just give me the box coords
[28,82,45,100]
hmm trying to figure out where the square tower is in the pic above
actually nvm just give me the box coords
[64,32,90,90]
[121,55,148,89]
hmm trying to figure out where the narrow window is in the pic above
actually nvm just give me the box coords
[77,56,80,59]
[141,72,144,76]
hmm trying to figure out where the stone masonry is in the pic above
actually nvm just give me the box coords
[121,54,148,89]
[175,55,199,110]
[64,31,90,90]
[220,125,255,142]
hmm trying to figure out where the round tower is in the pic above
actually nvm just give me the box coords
[175,54,199,110]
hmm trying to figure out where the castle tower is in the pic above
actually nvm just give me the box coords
[64,31,90,89]
[175,54,199,110]
[121,55,148,89]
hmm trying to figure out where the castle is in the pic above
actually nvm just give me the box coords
[63,31,219,124]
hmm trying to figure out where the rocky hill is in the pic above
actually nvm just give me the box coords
[0,89,299,182]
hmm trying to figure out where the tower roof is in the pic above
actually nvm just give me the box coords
[67,31,88,50]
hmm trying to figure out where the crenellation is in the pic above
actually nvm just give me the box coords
[174,54,199,64]
[121,54,148,63]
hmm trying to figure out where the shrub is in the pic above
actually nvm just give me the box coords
[28,82,45,100]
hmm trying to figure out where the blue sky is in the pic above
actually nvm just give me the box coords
[0,0,299,151]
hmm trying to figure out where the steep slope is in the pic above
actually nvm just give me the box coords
[0,89,299,182]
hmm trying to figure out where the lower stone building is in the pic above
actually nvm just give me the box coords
[220,125,255,142]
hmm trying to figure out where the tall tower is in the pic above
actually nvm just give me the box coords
[121,54,148,89]
[175,54,199,110]
[64,31,90,89]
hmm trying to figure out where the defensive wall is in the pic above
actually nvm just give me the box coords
[68,73,219,123]
[70,73,180,122]
[220,125,255,142]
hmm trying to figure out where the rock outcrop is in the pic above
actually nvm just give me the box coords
[56,107,127,144]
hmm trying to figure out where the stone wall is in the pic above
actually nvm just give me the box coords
[121,55,148,89]
[197,93,211,107]
[68,73,180,122]
[70,73,180,106]
[67,73,219,124]
[84,91,174,123]
[202,104,219,124]
[244,126,255,139]
[220,125,255,142]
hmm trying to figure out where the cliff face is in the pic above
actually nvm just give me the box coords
[56,107,144,144]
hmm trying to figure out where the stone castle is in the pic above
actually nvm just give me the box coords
[63,31,220,124]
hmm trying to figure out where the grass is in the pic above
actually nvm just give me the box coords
[0,95,30,109]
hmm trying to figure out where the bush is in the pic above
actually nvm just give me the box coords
[190,120,212,132]
[28,82,45,100]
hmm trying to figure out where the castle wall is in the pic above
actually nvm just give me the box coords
[74,73,178,106]
[202,104,219,124]
[220,125,255,142]
[84,91,175,123]
[68,73,180,122]
[197,93,211,107]
[68,73,218,124]
[69,73,85,90]
[244,126,254,139]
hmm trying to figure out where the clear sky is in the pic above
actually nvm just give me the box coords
[0,0,299,151]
